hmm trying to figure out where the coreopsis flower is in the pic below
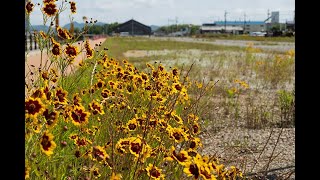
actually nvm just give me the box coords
[42,3,57,16]
[127,118,138,131]
[40,131,57,156]
[72,93,82,106]
[69,106,90,126]
[39,31,47,39]
[55,88,68,104]
[167,127,188,143]
[199,166,216,180]
[240,81,249,89]
[84,40,94,59]
[192,122,200,135]
[101,88,110,98]
[172,67,179,77]
[183,162,201,179]
[145,163,165,180]
[25,1,34,14]
[140,72,149,82]
[171,82,183,93]
[225,166,243,179]
[30,88,46,100]
[43,0,55,3]
[32,124,43,134]
[69,134,79,141]
[56,26,72,40]
[164,146,191,166]
[65,44,79,59]
[43,109,58,128]
[110,172,122,180]
[41,71,49,80]
[25,162,31,179]
[108,80,117,89]
[88,100,104,115]
[92,167,101,178]
[115,138,129,155]
[74,137,92,147]
[69,1,76,14]
[25,97,45,119]
[171,112,183,124]
[188,113,199,122]
[129,137,143,157]
[51,42,62,57]
[286,49,295,59]
[95,79,105,89]
[187,148,198,157]
[43,85,52,101]
[189,137,202,150]
[90,146,109,162]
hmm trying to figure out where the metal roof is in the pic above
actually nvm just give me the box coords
[200,26,243,31]
[215,21,265,25]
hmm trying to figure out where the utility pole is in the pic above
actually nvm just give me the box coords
[293,10,295,31]
[243,12,246,34]
[131,18,134,36]
[267,9,270,32]
[175,17,178,32]
[224,10,228,33]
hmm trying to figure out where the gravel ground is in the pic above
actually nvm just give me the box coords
[199,127,295,179]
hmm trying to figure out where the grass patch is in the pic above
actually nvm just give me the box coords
[194,34,295,42]
[102,36,247,60]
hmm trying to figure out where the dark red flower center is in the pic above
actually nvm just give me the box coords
[173,132,182,141]
[149,168,161,178]
[193,125,199,134]
[130,142,142,154]
[41,135,52,151]
[190,141,196,149]
[173,151,188,162]
[189,164,200,178]
[128,123,137,130]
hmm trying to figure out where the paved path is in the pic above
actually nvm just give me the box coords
[25,37,107,95]
[25,37,107,78]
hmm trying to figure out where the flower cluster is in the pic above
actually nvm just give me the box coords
[25,0,243,179]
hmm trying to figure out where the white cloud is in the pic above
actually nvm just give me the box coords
[28,0,295,26]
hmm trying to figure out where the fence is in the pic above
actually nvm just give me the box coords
[25,33,108,51]
[25,33,39,51]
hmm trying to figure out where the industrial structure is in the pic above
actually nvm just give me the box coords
[114,19,151,36]
[200,21,265,35]
[200,11,294,36]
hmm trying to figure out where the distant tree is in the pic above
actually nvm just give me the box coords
[189,25,200,35]
[106,22,119,35]
[156,24,199,35]
[87,25,105,34]
[271,23,281,32]
[74,27,80,34]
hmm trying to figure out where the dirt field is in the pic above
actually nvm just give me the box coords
[149,37,295,53]
[122,37,295,179]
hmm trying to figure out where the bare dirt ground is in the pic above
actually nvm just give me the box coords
[149,37,295,53]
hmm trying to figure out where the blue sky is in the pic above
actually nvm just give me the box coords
[28,0,295,26]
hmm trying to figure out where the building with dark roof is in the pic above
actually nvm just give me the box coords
[114,19,151,36]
